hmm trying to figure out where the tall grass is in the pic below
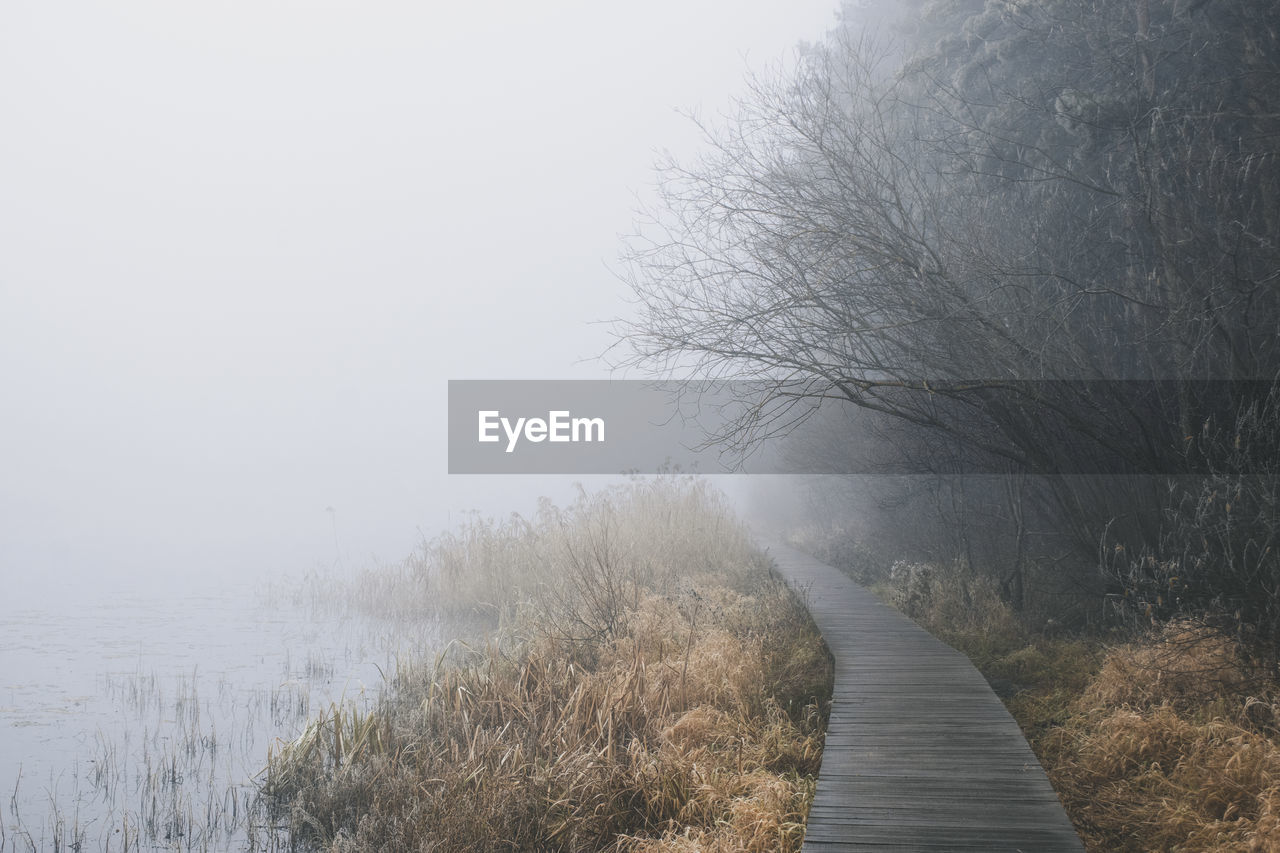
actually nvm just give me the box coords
[265,476,832,851]
[797,523,1280,852]
[1028,622,1280,852]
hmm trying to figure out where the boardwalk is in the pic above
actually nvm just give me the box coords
[767,542,1084,852]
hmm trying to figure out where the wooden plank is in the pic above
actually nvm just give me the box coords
[766,542,1084,852]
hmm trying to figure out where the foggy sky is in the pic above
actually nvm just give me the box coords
[0,1,839,601]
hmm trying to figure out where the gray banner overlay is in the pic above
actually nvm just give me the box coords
[448,380,1279,475]
[448,380,766,474]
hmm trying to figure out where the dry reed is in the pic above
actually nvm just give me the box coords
[265,477,832,851]
[806,523,1280,852]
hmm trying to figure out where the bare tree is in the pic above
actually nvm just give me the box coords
[614,0,1280,632]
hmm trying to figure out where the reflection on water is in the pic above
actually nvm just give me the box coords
[0,574,438,851]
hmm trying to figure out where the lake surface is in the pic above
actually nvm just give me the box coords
[0,572,438,851]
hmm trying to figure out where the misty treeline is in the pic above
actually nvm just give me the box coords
[617,0,1280,653]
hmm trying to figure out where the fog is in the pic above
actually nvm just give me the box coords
[0,1,838,602]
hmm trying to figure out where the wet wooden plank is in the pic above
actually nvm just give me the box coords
[767,542,1083,852]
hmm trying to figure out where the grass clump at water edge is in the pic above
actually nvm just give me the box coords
[264,477,833,851]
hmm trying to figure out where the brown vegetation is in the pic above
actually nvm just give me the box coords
[794,518,1280,852]
[1034,624,1280,852]
[881,558,1280,852]
[265,479,832,851]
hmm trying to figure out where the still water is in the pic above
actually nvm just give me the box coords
[0,571,436,851]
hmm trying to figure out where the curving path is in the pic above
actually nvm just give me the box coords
[767,542,1084,852]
